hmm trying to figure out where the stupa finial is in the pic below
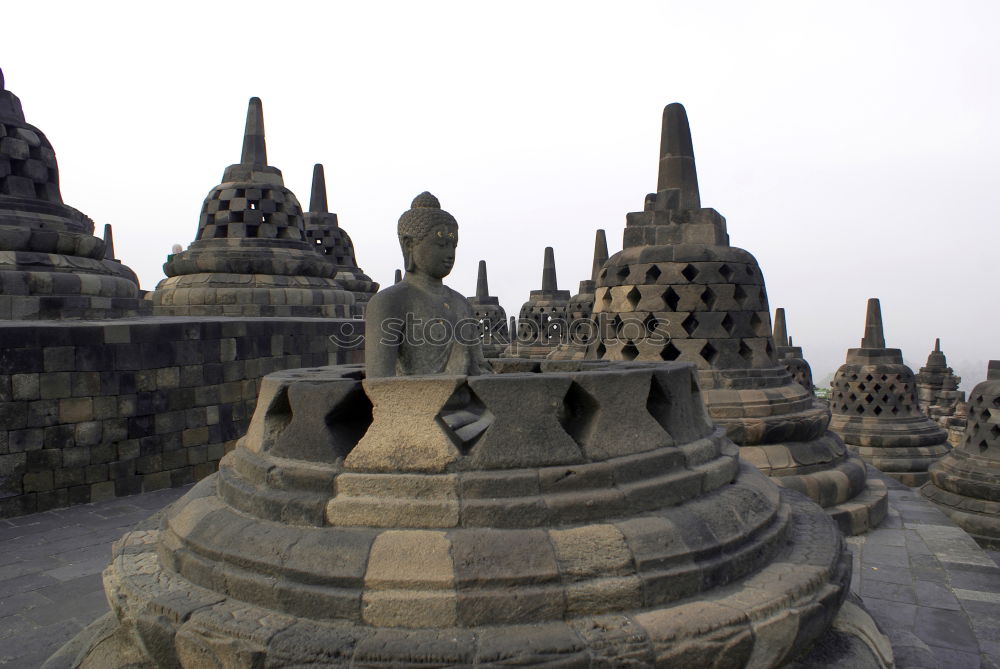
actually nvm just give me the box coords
[309,164,328,213]
[541,247,558,292]
[656,103,701,209]
[861,298,886,349]
[591,230,609,282]
[476,260,489,298]
[394,269,402,284]
[0,68,5,91]
[240,97,267,167]
[103,224,116,260]
[773,308,789,348]
[934,337,941,353]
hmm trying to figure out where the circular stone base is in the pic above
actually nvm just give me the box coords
[921,450,1000,548]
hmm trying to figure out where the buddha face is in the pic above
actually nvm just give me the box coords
[407,224,458,279]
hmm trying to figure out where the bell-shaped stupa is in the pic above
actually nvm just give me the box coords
[503,246,570,359]
[921,360,1000,548]
[773,308,814,392]
[829,299,950,485]
[467,260,508,358]
[0,68,146,319]
[302,163,378,310]
[915,338,964,426]
[583,104,887,534]
[150,98,354,317]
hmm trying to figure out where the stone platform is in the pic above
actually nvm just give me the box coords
[2,474,998,668]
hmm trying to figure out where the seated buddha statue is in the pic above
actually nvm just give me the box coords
[365,192,493,378]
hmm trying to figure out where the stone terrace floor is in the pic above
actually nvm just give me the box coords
[0,475,998,668]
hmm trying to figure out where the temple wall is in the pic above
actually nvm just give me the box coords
[0,317,363,517]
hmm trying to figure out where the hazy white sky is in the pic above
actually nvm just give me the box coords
[4,1,998,389]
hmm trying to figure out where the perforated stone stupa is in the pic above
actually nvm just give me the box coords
[467,260,508,358]
[549,230,609,361]
[922,360,1000,549]
[149,98,355,317]
[303,163,378,310]
[915,338,964,428]
[0,68,146,319]
[504,246,570,359]
[773,308,814,392]
[829,299,950,486]
[582,103,887,535]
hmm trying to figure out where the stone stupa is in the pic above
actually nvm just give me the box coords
[548,230,609,361]
[0,68,146,319]
[150,98,355,317]
[582,103,887,535]
[302,163,378,311]
[466,260,508,358]
[915,338,964,428]
[50,192,890,669]
[922,360,1000,549]
[828,299,951,486]
[773,308,814,393]
[503,246,570,359]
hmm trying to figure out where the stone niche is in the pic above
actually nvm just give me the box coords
[48,360,889,668]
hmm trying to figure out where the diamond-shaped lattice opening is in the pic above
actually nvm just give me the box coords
[721,313,735,335]
[865,374,874,382]
[700,342,719,364]
[438,384,494,454]
[700,287,716,309]
[719,264,733,281]
[882,395,889,403]
[905,404,913,412]
[663,287,680,311]
[889,384,896,392]
[856,405,866,414]
[880,375,888,382]
[764,341,773,356]
[595,342,607,358]
[976,395,984,405]
[738,340,753,362]
[644,314,660,335]
[993,396,1000,408]
[850,393,858,402]
[621,343,640,361]
[615,266,631,281]
[840,404,849,411]
[559,382,599,448]
[626,286,641,309]
[681,264,699,282]
[682,314,699,336]
[864,394,874,404]
[980,440,990,453]
[745,266,754,276]
[599,268,608,281]
[982,410,992,421]
[903,384,909,391]
[645,265,662,282]
[601,289,612,307]
[850,373,859,381]
[874,383,882,392]
[858,383,866,391]
[991,425,1000,440]
[891,406,899,415]
[612,314,624,334]
[874,406,883,416]
[660,342,681,361]
[749,312,764,336]
[733,284,748,307]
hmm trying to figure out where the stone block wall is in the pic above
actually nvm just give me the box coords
[0,317,363,517]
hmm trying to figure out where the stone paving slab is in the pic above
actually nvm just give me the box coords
[0,476,998,667]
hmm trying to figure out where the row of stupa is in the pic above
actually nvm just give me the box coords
[0,68,377,321]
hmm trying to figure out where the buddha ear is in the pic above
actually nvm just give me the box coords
[401,237,415,272]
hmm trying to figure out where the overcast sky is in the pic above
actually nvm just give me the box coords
[4,1,998,390]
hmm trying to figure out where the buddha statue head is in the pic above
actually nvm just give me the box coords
[397,192,458,280]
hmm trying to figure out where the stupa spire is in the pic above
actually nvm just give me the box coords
[240,97,267,167]
[394,269,402,284]
[102,224,116,260]
[476,260,489,298]
[935,337,941,353]
[541,247,558,292]
[591,229,609,282]
[773,308,789,348]
[309,164,328,214]
[656,103,701,209]
[861,298,886,349]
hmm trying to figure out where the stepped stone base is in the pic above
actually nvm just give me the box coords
[921,449,1000,549]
